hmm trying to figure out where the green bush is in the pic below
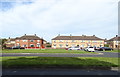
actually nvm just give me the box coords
[46,45,51,47]
[104,44,109,47]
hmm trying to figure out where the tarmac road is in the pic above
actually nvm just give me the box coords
[2,51,119,57]
[2,68,119,75]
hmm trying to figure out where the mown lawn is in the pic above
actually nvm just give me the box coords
[104,49,120,52]
[1,57,119,69]
[2,49,97,54]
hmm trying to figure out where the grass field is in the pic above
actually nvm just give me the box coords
[2,49,119,54]
[1,57,118,69]
[2,49,97,54]
[104,49,119,52]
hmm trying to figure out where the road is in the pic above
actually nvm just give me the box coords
[2,69,119,75]
[2,51,119,57]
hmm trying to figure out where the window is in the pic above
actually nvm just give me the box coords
[59,40,63,42]
[23,45,27,47]
[37,44,40,47]
[54,40,56,42]
[66,40,68,43]
[81,44,84,47]
[17,40,20,42]
[37,40,40,42]
[30,40,34,42]
[92,41,97,43]
[16,43,20,46]
[30,44,34,47]
[59,44,63,48]
[53,44,56,48]
[66,44,69,47]
[81,40,84,42]
[72,40,75,42]
[72,44,75,47]
[23,40,27,42]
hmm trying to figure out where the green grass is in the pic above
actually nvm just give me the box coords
[2,49,97,54]
[1,57,119,69]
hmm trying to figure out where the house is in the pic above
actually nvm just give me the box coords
[5,34,45,49]
[108,35,120,49]
[5,38,15,48]
[52,35,105,48]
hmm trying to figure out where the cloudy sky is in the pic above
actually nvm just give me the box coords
[0,0,119,42]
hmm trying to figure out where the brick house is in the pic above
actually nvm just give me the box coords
[108,35,120,49]
[5,38,15,47]
[5,34,45,49]
[52,35,105,48]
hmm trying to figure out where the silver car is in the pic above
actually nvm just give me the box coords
[68,46,81,50]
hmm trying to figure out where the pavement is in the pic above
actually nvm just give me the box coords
[2,51,119,57]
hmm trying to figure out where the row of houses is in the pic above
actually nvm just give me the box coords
[4,34,120,49]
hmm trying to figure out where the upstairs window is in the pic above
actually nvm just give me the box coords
[23,40,27,42]
[72,40,75,42]
[30,40,34,42]
[59,40,63,42]
[17,40,20,42]
[66,40,68,43]
[92,41,97,43]
[54,44,56,46]
[81,40,84,42]
[37,40,40,42]
[88,40,90,42]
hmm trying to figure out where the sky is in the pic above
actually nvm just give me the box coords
[0,0,119,42]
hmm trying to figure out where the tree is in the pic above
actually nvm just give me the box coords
[0,38,8,49]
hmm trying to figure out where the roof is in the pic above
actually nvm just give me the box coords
[52,35,104,40]
[109,36,120,41]
[10,38,16,41]
[15,35,43,40]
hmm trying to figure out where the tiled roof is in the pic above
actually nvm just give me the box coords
[16,35,42,40]
[52,35,104,40]
[9,38,16,41]
[109,36,120,41]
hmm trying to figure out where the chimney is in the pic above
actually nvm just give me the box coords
[93,35,95,36]
[82,35,86,36]
[58,34,60,36]
[105,38,107,40]
[35,34,36,36]
[9,37,10,39]
[24,34,26,36]
[116,35,118,37]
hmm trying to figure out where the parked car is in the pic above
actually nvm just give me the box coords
[94,47,100,50]
[6,46,25,49]
[66,46,81,50]
[84,47,95,52]
[97,47,113,51]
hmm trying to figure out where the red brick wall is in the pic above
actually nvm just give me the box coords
[15,39,43,48]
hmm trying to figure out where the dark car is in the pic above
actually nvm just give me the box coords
[97,47,113,51]
[6,46,25,49]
